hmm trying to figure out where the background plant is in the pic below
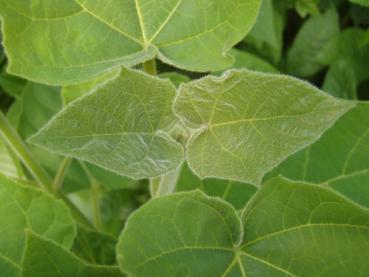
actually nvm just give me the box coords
[0,0,369,276]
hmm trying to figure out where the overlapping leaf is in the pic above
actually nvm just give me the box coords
[174,69,354,185]
[270,103,369,208]
[0,174,76,276]
[117,177,369,276]
[22,232,123,277]
[30,67,183,179]
[0,0,260,85]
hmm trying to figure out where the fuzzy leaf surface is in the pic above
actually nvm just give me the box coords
[174,70,354,185]
[30,67,183,179]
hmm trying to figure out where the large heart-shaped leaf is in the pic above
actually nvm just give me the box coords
[174,69,354,185]
[270,102,369,208]
[0,174,76,276]
[117,177,369,276]
[29,67,183,179]
[0,0,260,85]
[22,232,123,277]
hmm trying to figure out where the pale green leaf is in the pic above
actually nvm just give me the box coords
[287,8,339,77]
[0,174,76,276]
[174,69,354,185]
[269,103,369,208]
[62,68,121,105]
[22,232,123,277]
[0,0,261,85]
[176,163,257,210]
[29,67,184,179]
[117,177,369,276]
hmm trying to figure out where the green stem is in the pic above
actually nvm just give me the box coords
[0,110,93,228]
[155,166,182,197]
[143,58,157,75]
[53,157,72,193]
[0,110,52,191]
[80,162,102,230]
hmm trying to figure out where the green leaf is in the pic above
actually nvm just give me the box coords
[269,103,369,208]
[22,232,123,277]
[0,138,22,179]
[287,8,339,77]
[0,0,261,85]
[176,163,257,210]
[174,69,354,185]
[117,177,369,276]
[29,67,184,180]
[117,190,242,276]
[217,49,279,74]
[71,226,117,265]
[350,0,369,7]
[62,68,121,105]
[320,28,369,82]
[0,174,76,275]
[244,0,286,63]
[323,60,358,99]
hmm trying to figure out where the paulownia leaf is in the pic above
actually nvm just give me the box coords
[22,232,123,277]
[117,177,369,276]
[269,103,369,208]
[29,67,184,179]
[62,67,121,105]
[287,8,339,77]
[174,69,354,185]
[0,174,76,276]
[176,163,257,210]
[0,0,260,85]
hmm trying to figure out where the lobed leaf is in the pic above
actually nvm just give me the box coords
[174,69,354,185]
[0,0,261,85]
[117,177,369,276]
[29,67,184,180]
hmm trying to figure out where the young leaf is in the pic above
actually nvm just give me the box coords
[0,0,261,85]
[22,232,123,277]
[29,67,184,180]
[287,8,339,77]
[62,68,121,105]
[269,103,369,208]
[174,70,354,185]
[0,174,76,275]
[117,177,369,276]
[176,163,257,210]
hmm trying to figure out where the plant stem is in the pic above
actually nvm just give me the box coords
[143,58,157,75]
[0,110,52,191]
[53,157,72,193]
[154,166,182,197]
[0,110,93,228]
[80,162,102,231]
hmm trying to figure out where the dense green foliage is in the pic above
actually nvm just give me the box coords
[0,0,368,276]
